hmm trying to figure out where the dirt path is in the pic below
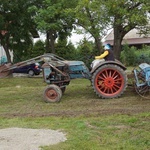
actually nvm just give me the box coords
[0,128,67,150]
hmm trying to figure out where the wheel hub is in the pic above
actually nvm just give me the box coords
[46,89,57,99]
[104,77,114,88]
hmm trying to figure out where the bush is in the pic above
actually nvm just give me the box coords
[135,45,150,64]
[121,45,150,66]
[121,45,137,66]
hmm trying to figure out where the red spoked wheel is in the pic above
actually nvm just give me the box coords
[92,64,127,98]
[43,84,62,103]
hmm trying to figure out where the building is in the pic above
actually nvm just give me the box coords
[103,28,150,48]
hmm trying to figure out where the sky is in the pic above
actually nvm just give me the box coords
[34,28,93,47]
[34,32,84,47]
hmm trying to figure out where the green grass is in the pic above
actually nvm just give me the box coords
[0,76,149,150]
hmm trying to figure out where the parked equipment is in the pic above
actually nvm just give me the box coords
[133,63,150,99]
[0,53,128,102]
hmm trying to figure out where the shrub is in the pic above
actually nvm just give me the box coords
[135,45,150,64]
[121,45,150,66]
[121,44,137,66]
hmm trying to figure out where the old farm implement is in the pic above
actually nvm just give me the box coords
[133,63,150,99]
[1,53,148,102]
[0,53,90,102]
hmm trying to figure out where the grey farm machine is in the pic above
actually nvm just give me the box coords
[0,53,150,102]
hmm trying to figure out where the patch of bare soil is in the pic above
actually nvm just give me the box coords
[0,128,67,150]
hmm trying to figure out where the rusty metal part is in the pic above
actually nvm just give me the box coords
[134,83,150,99]
[0,53,66,78]
[0,63,12,78]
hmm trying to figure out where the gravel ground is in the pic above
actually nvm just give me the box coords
[0,128,67,150]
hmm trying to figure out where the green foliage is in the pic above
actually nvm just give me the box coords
[74,0,105,52]
[55,39,76,60]
[76,38,97,68]
[0,0,39,62]
[121,44,137,66]
[103,0,150,59]
[29,0,78,52]
[30,40,46,58]
[0,0,150,63]
[135,45,150,64]
[121,45,150,66]
[13,40,45,62]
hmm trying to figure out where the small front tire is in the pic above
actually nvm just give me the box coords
[43,84,62,103]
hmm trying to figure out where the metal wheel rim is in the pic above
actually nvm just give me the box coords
[45,89,58,100]
[95,68,124,96]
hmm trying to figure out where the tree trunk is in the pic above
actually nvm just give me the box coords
[45,32,50,53]
[113,26,124,60]
[46,30,57,54]
[94,37,102,53]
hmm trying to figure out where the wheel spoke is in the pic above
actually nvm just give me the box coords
[107,87,114,94]
[101,72,107,79]
[103,87,108,93]
[98,75,105,81]
[113,74,119,80]
[114,77,122,82]
[111,70,117,78]
[109,70,112,77]
[135,84,150,99]
[97,81,104,87]
[112,82,121,91]
[105,70,109,78]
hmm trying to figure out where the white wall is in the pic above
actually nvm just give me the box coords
[0,45,5,56]
[0,45,13,64]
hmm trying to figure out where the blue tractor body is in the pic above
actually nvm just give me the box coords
[42,60,91,85]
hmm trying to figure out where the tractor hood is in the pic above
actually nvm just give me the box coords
[63,60,91,79]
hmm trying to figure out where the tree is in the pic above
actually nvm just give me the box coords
[103,0,150,59]
[0,0,39,63]
[30,0,78,53]
[55,39,76,60]
[74,0,108,53]
[76,38,96,67]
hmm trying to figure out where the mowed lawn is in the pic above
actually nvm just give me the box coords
[0,76,149,150]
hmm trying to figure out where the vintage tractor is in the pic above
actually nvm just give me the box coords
[0,53,128,102]
[133,63,150,99]
[42,57,127,102]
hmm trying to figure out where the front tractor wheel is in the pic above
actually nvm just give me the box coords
[43,84,62,103]
[92,64,127,99]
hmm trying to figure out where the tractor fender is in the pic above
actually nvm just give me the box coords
[90,60,126,74]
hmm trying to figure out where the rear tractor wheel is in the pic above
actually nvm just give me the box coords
[92,64,127,98]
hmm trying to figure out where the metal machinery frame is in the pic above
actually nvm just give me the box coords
[133,63,150,99]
